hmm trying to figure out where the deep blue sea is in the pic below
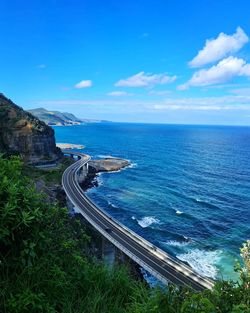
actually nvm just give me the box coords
[54,123,250,280]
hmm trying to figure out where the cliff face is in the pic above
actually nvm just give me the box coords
[0,93,62,164]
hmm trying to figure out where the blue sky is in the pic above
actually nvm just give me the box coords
[1,0,250,125]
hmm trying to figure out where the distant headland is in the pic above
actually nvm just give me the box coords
[28,107,109,126]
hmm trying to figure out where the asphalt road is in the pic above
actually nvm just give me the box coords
[62,151,214,291]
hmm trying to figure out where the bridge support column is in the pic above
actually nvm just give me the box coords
[101,237,115,268]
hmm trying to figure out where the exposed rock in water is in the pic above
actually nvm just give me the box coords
[79,157,131,190]
[56,143,84,150]
[0,93,62,164]
[89,158,130,172]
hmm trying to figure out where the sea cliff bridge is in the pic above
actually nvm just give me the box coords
[62,151,214,291]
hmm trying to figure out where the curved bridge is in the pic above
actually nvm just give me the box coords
[62,151,214,291]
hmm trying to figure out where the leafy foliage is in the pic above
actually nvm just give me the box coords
[0,156,249,312]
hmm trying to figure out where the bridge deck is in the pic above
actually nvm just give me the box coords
[62,151,214,291]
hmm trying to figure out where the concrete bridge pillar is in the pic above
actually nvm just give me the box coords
[76,163,89,183]
[101,237,115,268]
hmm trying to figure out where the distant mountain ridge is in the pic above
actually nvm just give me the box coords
[28,108,106,126]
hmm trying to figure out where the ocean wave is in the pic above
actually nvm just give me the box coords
[108,200,119,209]
[177,249,221,279]
[136,216,160,228]
[128,162,138,168]
[97,155,117,159]
[192,197,220,211]
[163,238,191,247]
[96,173,104,186]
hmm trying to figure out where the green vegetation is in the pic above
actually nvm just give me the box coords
[23,157,73,185]
[0,155,249,313]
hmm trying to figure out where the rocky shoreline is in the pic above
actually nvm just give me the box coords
[80,157,131,190]
[89,157,130,172]
[56,143,84,150]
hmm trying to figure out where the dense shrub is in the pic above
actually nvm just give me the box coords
[0,156,249,312]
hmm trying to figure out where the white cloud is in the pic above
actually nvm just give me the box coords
[74,80,92,89]
[178,56,250,90]
[189,27,248,68]
[230,88,250,96]
[36,94,250,112]
[115,71,177,87]
[107,91,134,96]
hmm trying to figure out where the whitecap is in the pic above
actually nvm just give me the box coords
[108,200,119,209]
[175,210,183,215]
[164,240,191,247]
[177,249,221,279]
[96,173,104,186]
[128,162,138,168]
[97,155,117,159]
[137,216,160,228]
[131,216,136,220]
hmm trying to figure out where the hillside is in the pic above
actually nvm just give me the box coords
[28,108,104,126]
[0,94,62,164]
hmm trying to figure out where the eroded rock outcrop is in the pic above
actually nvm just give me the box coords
[89,158,130,172]
[0,93,62,164]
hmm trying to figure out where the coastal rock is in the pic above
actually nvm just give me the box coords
[89,158,130,172]
[56,143,84,150]
[0,93,62,164]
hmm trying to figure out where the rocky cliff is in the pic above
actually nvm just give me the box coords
[0,93,62,164]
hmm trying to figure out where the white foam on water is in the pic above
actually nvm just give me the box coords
[131,216,136,220]
[128,162,138,168]
[108,200,119,209]
[164,240,191,247]
[177,249,222,279]
[107,169,123,173]
[137,216,160,228]
[97,155,117,159]
[175,210,183,215]
[96,173,104,186]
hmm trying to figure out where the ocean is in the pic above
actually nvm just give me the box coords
[54,123,250,280]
